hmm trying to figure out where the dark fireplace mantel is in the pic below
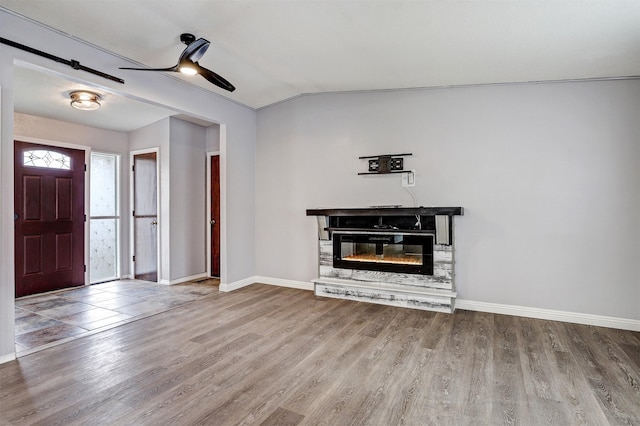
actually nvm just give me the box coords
[307,206,463,245]
[306,207,463,217]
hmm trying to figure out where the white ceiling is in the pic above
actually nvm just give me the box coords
[2,0,639,113]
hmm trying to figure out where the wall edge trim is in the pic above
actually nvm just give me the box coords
[456,299,640,331]
[166,272,208,286]
[219,276,256,292]
[214,279,640,331]
[254,276,314,291]
[0,352,16,365]
[220,276,314,292]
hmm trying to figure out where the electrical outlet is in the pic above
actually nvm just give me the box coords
[401,170,416,187]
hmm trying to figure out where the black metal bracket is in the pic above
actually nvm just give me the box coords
[358,153,412,175]
[0,36,125,84]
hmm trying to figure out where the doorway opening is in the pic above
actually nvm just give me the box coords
[131,149,159,282]
[7,64,229,359]
[208,153,221,277]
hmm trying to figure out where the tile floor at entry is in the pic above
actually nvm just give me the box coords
[15,278,220,355]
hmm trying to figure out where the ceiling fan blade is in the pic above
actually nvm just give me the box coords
[195,62,235,92]
[119,65,179,72]
[180,38,210,63]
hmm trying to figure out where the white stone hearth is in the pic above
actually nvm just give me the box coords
[313,238,456,313]
[307,207,463,314]
[313,278,456,313]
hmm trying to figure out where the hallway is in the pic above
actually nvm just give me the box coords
[14,278,219,355]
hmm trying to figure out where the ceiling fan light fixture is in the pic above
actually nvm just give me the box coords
[119,33,235,92]
[69,90,101,111]
[179,64,198,75]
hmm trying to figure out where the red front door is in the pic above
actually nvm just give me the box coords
[14,141,86,297]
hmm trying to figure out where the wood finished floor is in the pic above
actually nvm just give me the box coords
[1,284,639,425]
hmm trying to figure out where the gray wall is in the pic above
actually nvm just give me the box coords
[169,117,207,280]
[256,80,640,320]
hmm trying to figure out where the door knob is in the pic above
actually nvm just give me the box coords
[210,219,216,225]
[151,220,158,225]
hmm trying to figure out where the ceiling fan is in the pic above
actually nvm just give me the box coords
[120,33,235,92]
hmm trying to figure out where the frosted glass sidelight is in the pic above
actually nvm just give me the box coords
[89,152,120,283]
[90,153,117,216]
[23,150,71,169]
[90,218,118,282]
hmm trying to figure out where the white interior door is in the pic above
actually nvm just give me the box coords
[132,151,158,282]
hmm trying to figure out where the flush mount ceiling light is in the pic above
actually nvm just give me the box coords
[69,90,101,111]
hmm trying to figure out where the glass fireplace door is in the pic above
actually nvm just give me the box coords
[333,232,433,275]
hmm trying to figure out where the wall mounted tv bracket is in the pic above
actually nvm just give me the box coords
[358,153,412,175]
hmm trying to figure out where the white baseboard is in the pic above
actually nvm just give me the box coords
[156,272,208,286]
[220,276,314,292]
[215,278,640,332]
[0,352,16,365]
[254,276,314,291]
[170,273,208,285]
[219,276,257,292]
[456,299,640,331]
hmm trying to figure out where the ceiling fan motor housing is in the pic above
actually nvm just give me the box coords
[180,33,196,45]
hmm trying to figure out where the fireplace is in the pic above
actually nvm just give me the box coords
[333,232,433,275]
[307,207,463,313]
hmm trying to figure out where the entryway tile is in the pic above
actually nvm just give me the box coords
[15,313,64,335]
[57,307,122,327]
[85,295,146,310]
[37,301,95,319]
[14,278,220,354]
[15,323,87,349]
[113,300,173,316]
[81,313,133,331]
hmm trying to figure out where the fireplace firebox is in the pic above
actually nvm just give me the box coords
[333,232,433,275]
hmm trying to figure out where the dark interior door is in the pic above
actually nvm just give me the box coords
[210,155,220,277]
[14,141,85,297]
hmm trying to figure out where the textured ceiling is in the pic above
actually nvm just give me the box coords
[1,0,639,111]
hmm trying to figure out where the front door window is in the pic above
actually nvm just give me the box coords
[23,149,71,169]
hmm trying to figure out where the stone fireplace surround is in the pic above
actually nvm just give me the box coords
[307,207,463,313]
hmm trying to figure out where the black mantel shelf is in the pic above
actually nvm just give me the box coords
[306,207,463,217]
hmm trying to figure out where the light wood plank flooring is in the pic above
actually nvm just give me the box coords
[1,284,639,425]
